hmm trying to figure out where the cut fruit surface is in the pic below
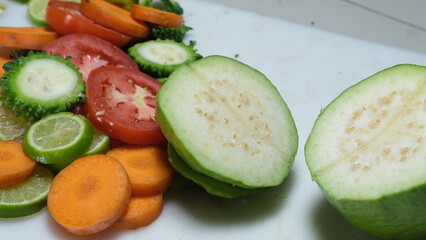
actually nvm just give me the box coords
[157,55,298,188]
[305,64,426,239]
[0,101,32,141]
[23,112,94,164]
[0,165,53,218]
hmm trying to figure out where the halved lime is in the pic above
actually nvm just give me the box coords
[46,128,110,174]
[23,112,94,164]
[0,101,32,142]
[0,165,53,218]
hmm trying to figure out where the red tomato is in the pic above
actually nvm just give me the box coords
[85,66,166,145]
[43,33,138,81]
[45,0,134,48]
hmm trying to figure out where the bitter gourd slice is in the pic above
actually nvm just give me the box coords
[0,51,84,121]
[128,39,202,78]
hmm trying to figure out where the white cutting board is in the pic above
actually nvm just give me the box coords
[1,0,426,239]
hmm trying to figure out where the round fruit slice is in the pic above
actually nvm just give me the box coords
[167,143,258,198]
[23,112,94,164]
[0,101,32,141]
[156,55,298,189]
[0,165,53,218]
[305,64,426,239]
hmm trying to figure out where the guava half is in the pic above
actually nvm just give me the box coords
[156,55,298,189]
[305,64,426,239]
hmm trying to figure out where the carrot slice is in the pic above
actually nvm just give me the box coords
[115,193,163,230]
[47,154,131,235]
[0,57,12,77]
[131,4,183,28]
[0,141,36,188]
[80,0,150,38]
[0,27,58,50]
[107,145,174,196]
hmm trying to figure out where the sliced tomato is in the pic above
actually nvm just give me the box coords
[43,33,138,82]
[45,0,134,48]
[85,66,166,145]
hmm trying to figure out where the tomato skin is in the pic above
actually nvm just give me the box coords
[85,66,166,145]
[43,33,138,81]
[45,0,134,48]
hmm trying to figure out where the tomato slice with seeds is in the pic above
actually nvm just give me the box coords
[43,33,138,82]
[85,66,166,145]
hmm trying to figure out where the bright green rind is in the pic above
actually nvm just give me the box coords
[167,143,258,198]
[0,165,53,218]
[23,112,94,164]
[128,39,202,78]
[81,128,111,156]
[305,64,426,240]
[0,52,85,121]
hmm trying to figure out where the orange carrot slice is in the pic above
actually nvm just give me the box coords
[80,0,150,38]
[107,145,174,196]
[48,154,131,235]
[0,27,58,50]
[131,4,183,28]
[115,193,163,230]
[0,141,36,188]
[0,57,12,77]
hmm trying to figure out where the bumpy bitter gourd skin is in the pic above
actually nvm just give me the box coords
[128,39,202,78]
[151,25,191,42]
[0,51,84,121]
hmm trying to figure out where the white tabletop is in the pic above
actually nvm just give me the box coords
[207,0,426,54]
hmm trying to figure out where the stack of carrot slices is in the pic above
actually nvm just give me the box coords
[47,145,174,235]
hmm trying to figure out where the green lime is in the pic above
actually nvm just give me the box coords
[27,0,50,27]
[0,165,53,218]
[23,112,94,164]
[0,101,32,142]
[82,128,111,156]
[45,128,110,174]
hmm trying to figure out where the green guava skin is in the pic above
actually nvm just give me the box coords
[167,143,259,198]
[324,185,426,240]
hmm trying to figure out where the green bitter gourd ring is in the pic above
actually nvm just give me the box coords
[0,51,84,121]
[128,39,201,78]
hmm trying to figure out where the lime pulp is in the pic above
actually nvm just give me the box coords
[23,112,94,164]
[0,165,53,218]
